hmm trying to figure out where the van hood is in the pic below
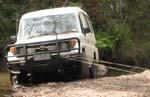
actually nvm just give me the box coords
[15,32,81,44]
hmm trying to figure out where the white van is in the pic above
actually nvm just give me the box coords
[5,7,99,85]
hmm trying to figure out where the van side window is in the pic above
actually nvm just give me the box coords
[86,17,94,33]
[79,13,91,33]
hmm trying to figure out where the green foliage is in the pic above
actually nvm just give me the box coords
[0,0,20,35]
[68,1,82,7]
[96,32,115,49]
[83,0,150,65]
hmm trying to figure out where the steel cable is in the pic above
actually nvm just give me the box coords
[64,57,136,74]
[67,55,147,70]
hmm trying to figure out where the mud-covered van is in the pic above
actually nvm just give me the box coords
[5,7,99,86]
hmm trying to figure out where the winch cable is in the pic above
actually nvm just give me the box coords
[67,55,147,71]
[64,57,136,74]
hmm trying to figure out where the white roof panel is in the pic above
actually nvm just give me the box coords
[21,7,86,19]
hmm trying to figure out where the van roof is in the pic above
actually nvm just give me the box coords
[21,7,87,19]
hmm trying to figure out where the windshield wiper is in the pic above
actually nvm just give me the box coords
[27,33,53,39]
[59,30,77,34]
[26,30,77,39]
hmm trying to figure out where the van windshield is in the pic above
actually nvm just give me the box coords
[18,13,78,39]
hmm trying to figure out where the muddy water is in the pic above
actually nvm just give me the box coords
[0,69,112,97]
[0,65,144,97]
[0,71,12,97]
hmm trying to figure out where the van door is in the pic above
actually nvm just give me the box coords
[79,13,97,59]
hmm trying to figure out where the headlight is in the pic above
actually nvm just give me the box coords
[16,47,24,54]
[9,47,24,55]
[59,42,68,50]
[27,48,35,54]
[47,45,56,51]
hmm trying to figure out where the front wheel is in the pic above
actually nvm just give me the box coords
[10,71,29,86]
[10,73,19,87]
[80,52,88,78]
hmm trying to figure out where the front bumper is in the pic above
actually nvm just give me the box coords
[7,54,81,73]
[5,38,81,73]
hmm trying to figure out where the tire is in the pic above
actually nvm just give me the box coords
[92,53,108,78]
[80,51,90,78]
[91,53,98,78]
[10,71,29,86]
[10,73,19,86]
[20,70,30,84]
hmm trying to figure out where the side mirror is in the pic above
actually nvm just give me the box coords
[10,36,16,43]
[84,27,90,34]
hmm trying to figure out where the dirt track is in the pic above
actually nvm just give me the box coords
[12,70,150,97]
